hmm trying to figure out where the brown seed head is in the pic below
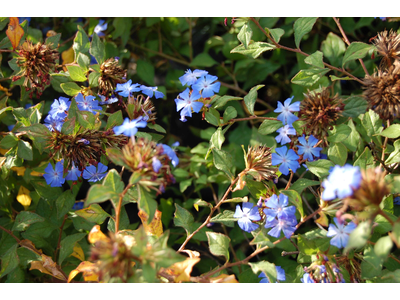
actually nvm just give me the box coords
[373,30,400,68]
[98,58,127,95]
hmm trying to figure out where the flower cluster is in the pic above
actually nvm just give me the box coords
[175,69,220,122]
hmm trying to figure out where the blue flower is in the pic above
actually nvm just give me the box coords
[98,94,118,105]
[264,194,296,221]
[160,144,179,167]
[140,85,165,99]
[48,96,70,119]
[258,266,286,283]
[72,202,84,210]
[192,75,221,98]
[274,96,300,125]
[271,146,300,175]
[297,135,322,162]
[82,162,108,182]
[115,79,141,97]
[75,93,102,115]
[327,217,356,249]
[264,214,297,239]
[394,197,400,205]
[174,88,203,122]
[321,164,362,201]
[44,114,64,132]
[43,161,65,187]
[179,69,208,87]
[233,202,261,233]
[152,157,162,173]
[94,20,107,37]
[275,125,296,145]
[65,163,82,181]
[18,17,31,25]
[301,273,315,283]
[113,117,147,137]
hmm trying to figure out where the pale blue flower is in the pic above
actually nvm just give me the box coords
[160,144,179,167]
[271,146,300,175]
[233,202,261,233]
[274,96,300,125]
[174,88,203,122]
[115,79,140,97]
[275,125,296,145]
[94,20,107,37]
[264,214,297,239]
[192,75,220,98]
[82,162,108,182]
[113,117,147,137]
[48,97,70,119]
[75,93,102,115]
[264,194,296,221]
[327,217,357,249]
[297,135,322,161]
[179,69,208,86]
[140,85,164,99]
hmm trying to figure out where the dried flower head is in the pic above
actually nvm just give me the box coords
[108,137,175,193]
[128,95,157,123]
[98,57,127,95]
[299,88,344,143]
[372,30,400,68]
[363,61,400,121]
[12,41,59,98]
[47,128,128,171]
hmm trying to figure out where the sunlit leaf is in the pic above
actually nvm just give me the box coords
[88,225,109,244]
[6,17,24,50]
[209,274,238,283]
[16,185,31,209]
[138,209,163,237]
[68,261,100,283]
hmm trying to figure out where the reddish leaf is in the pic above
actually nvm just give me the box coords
[6,17,24,50]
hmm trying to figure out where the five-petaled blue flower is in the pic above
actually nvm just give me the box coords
[43,161,65,187]
[179,69,208,87]
[233,202,261,233]
[275,125,296,145]
[94,20,108,37]
[271,146,300,175]
[113,117,147,137]
[321,164,362,201]
[75,93,102,115]
[297,135,322,162]
[82,162,108,182]
[44,114,64,132]
[160,144,179,167]
[174,88,203,122]
[327,217,356,249]
[65,163,82,181]
[192,75,221,98]
[115,79,141,97]
[140,85,165,99]
[264,194,296,221]
[259,266,286,283]
[264,214,297,239]
[274,96,300,125]
[48,97,70,119]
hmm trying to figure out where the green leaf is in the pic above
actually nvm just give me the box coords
[77,53,90,71]
[291,68,329,86]
[344,221,371,253]
[266,27,285,43]
[249,261,277,283]
[230,41,276,59]
[174,203,194,236]
[77,110,95,130]
[0,134,18,149]
[89,33,105,65]
[210,210,236,227]
[298,234,318,255]
[250,230,275,248]
[327,124,351,143]
[341,119,360,152]
[305,159,334,178]
[293,17,318,49]
[205,111,219,127]
[281,190,304,219]
[88,71,100,87]
[189,52,218,68]
[374,236,393,260]
[12,211,44,231]
[327,142,347,166]
[136,59,155,86]
[206,232,230,262]
[0,244,19,278]
[31,180,63,201]
[390,220,400,248]
[17,140,32,161]
[361,245,383,279]
[212,148,234,179]
[360,109,383,141]
[258,119,283,135]
[385,139,400,165]
[237,22,252,49]
[304,50,324,68]
[75,204,110,224]
[380,124,400,139]
[244,85,264,116]
[342,42,374,67]
[211,95,242,109]
[321,32,346,67]
[343,96,368,118]
[85,184,118,206]
[106,110,123,130]
[59,233,86,266]
[45,33,61,49]
[60,82,82,97]
[354,147,374,169]
[223,106,237,123]
[73,25,90,58]
[66,65,87,82]
[56,191,76,219]
[290,178,320,196]
[138,185,157,223]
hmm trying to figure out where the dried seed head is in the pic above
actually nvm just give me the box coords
[98,58,127,95]
[299,88,344,143]
[372,30,400,68]
[13,41,59,98]
[128,95,157,123]
[363,61,400,121]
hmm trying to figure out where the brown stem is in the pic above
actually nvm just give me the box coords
[285,171,294,190]
[333,17,369,76]
[249,17,365,85]
[54,214,68,261]
[0,225,21,243]
[115,183,133,232]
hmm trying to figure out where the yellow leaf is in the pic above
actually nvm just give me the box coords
[68,261,100,283]
[164,257,200,282]
[30,254,67,281]
[30,170,44,176]
[16,185,31,209]
[88,225,109,244]
[62,46,75,65]
[138,209,163,237]
[0,157,6,168]
[194,204,199,211]
[12,166,26,176]
[6,17,24,50]
[71,243,85,261]
[0,148,9,155]
[315,211,329,227]
[210,274,238,283]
